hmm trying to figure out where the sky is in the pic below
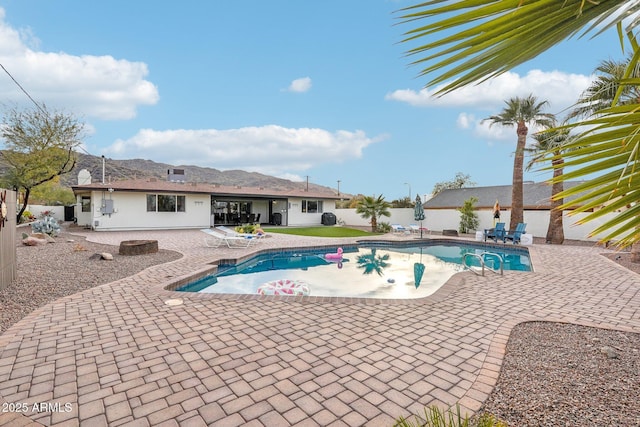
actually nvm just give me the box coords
[0,0,626,201]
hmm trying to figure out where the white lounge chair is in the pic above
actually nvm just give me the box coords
[201,228,254,248]
[216,225,265,241]
[391,224,409,234]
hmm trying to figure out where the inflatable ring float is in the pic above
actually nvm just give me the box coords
[257,279,311,296]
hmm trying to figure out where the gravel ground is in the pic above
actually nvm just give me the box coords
[2,229,639,425]
[0,229,181,334]
[480,322,640,426]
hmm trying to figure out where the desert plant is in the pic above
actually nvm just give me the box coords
[458,197,479,234]
[376,222,392,233]
[395,405,506,427]
[235,224,257,234]
[356,194,392,232]
[31,215,61,237]
[21,210,35,222]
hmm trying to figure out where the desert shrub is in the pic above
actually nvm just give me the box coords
[395,405,506,427]
[21,210,35,222]
[376,222,392,233]
[236,224,257,234]
[31,215,60,237]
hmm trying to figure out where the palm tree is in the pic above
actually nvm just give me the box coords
[568,57,640,260]
[397,1,640,248]
[483,95,554,231]
[526,124,571,244]
[356,195,391,233]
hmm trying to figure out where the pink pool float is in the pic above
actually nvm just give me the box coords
[256,279,311,296]
[324,247,343,261]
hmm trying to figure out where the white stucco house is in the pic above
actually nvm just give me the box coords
[71,169,339,231]
[422,181,620,241]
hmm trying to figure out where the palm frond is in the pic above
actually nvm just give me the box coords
[397,0,636,94]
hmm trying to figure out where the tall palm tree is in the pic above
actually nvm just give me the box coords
[569,57,640,260]
[397,1,640,248]
[526,124,571,244]
[356,195,391,233]
[483,95,554,231]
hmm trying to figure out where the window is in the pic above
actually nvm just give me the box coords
[302,200,323,213]
[146,195,157,212]
[81,196,91,213]
[146,194,186,212]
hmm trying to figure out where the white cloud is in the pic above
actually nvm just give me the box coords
[386,70,593,115]
[287,77,312,93]
[105,125,382,175]
[0,7,158,120]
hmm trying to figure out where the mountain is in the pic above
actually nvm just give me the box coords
[63,153,340,195]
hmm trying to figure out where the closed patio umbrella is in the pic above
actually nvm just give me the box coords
[414,194,425,238]
[413,248,425,288]
[493,200,500,226]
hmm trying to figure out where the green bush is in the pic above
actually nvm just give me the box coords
[236,224,257,234]
[458,197,479,234]
[21,210,35,222]
[376,222,392,233]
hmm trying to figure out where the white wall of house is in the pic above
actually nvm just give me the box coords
[336,207,620,242]
[84,191,210,231]
[288,198,337,226]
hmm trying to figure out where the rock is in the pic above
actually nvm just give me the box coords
[22,236,47,246]
[31,232,55,243]
[600,346,619,359]
[89,252,114,261]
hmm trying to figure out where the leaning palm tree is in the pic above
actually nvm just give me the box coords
[356,195,391,233]
[397,0,640,248]
[483,95,554,231]
[526,124,572,244]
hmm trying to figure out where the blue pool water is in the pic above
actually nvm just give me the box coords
[176,242,531,299]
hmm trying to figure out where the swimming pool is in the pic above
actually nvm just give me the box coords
[175,241,531,299]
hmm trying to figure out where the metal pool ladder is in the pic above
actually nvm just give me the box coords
[462,252,504,276]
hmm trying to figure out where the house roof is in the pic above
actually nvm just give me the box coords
[71,178,340,200]
[423,181,586,210]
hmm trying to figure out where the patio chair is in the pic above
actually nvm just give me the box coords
[391,224,408,234]
[484,222,506,243]
[200,228,254,248]
[505,223,527,244]
[216,225,265,242]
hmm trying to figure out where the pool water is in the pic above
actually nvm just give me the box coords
[176,242,531,299]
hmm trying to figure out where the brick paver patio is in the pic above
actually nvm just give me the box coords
[0,230,639,426]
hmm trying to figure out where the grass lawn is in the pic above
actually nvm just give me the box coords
[261,226,375,237]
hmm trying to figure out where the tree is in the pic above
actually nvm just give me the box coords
[396,0,640,247]
[0,105,84,222]
[390,196,413,208]
[431,172,475,195]
[526,124,572,244]
[29,179,76,206]
[458,197,479,234]
[567,57,640,259]
[483,95,554,231]
[356,195,391,233]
